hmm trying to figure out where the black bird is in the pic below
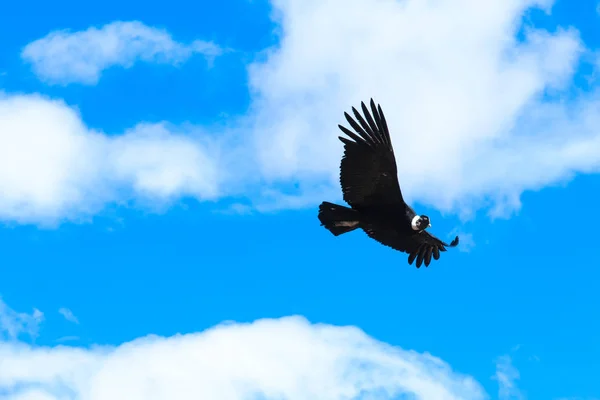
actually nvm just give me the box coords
[317,98,459,268]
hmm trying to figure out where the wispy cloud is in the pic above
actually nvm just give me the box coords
[58,308,79,324]
[494,354,524,400]
[22,21,222,85]
[449,229,476,253]
[0,297,44,341]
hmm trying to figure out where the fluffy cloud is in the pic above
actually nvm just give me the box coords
[0,93,219,226]
[22,21,222,85]
[0,314,488,400]
[242,0,600,217]
[6,0,600,224]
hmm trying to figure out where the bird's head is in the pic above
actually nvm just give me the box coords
[416,215,431,230]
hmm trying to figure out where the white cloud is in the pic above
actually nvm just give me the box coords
[6,0,600,225]
[0,92,220,226]
[236,0,600,217]
[22,21,222,85]
[58,308,79,324]
[0,297,43,341]
[0,315,488,400]
[494,355,523,400]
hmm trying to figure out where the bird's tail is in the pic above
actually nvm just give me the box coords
[318,201,360,236]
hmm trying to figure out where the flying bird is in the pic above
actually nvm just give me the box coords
[318,98,459,268]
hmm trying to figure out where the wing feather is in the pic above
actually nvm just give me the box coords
[361,222,459,268]
[424,247,432,266]
[416,245,426,268]
[376,102,392,145]
[360,102,381,142]
[338,99,404,207]
[344,112,375,146]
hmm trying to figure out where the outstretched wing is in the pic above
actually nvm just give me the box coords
[338,99,404,208]
[406,231,459,268]
[361,222,459,268]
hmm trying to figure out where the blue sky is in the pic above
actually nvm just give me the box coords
[0,0,599,399]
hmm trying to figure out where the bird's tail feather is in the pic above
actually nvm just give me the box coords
[318,201,360,236]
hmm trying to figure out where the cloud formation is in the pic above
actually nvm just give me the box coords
[494,354,523,400]
[0,297,43,341]
[0,314,487,400]
[22,21,222,85]
[242,0,600,217]
[5,0,600,224]
[58,308,79,324]
[0,93,219,226]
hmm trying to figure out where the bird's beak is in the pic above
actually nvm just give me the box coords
[428,223,432,228]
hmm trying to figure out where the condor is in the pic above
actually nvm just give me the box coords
[318,99,459,268]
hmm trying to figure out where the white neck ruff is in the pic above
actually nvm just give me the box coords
[411,215,420,231]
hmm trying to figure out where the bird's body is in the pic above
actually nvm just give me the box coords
[318,98,458,268]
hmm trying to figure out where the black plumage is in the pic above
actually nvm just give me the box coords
[318,98,459,268]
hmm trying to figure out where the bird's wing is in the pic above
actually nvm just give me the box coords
[337,98,405,208]
[362,223,459,268]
